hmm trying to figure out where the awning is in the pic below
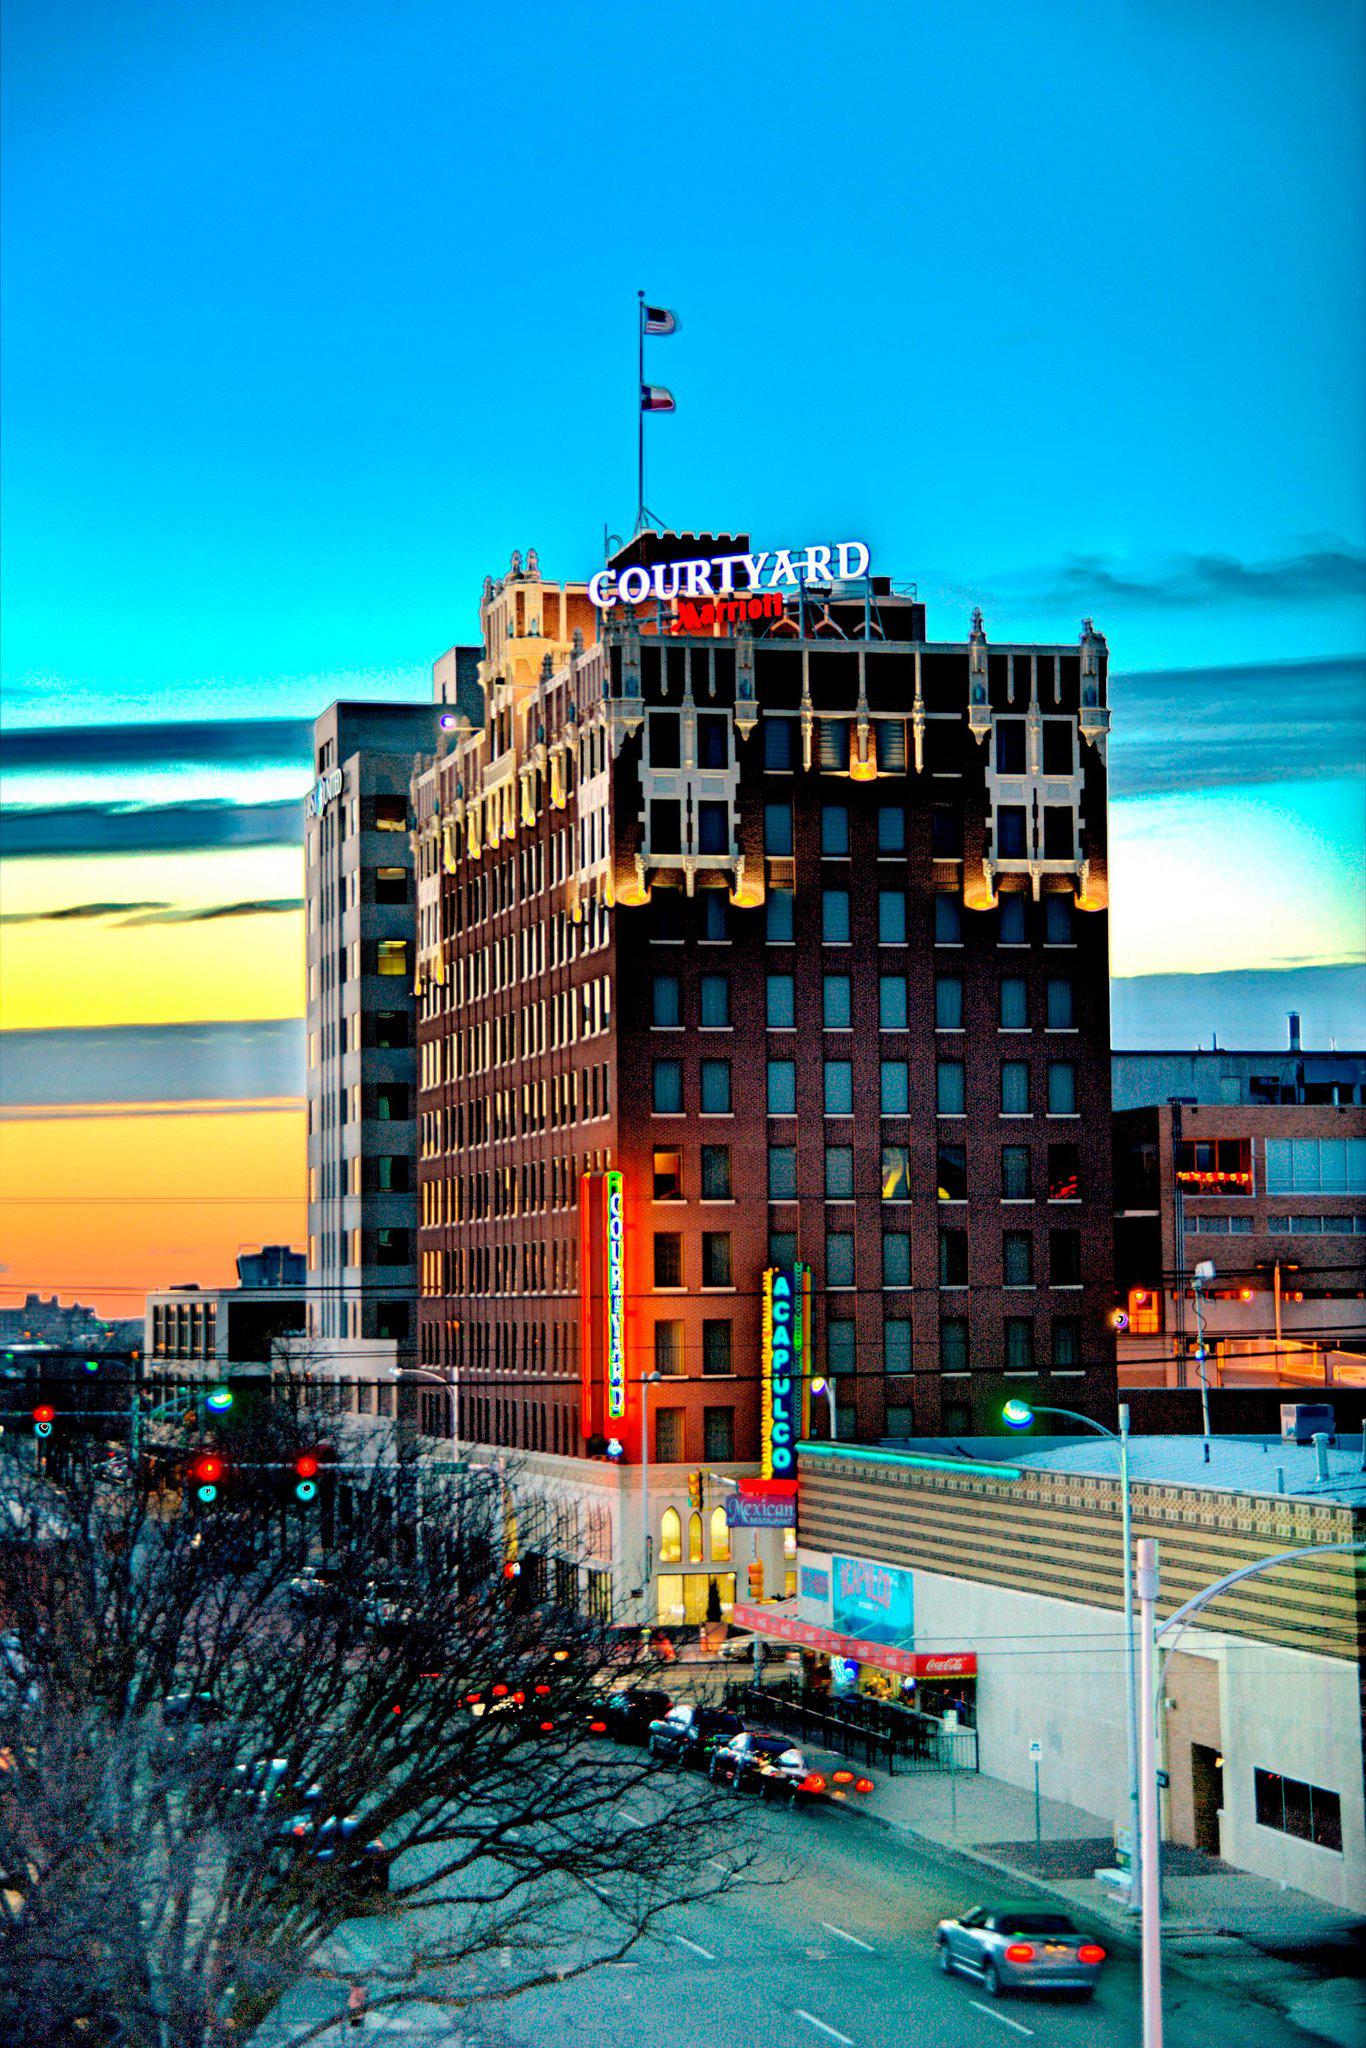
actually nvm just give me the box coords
[732,1601,976,1679]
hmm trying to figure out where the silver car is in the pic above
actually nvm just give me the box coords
[935,1904,1107,1999]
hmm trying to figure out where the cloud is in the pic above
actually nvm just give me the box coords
[1036,541,1366,612]
[1109,653,1366,796]
[118,898,303,926]
[0,1019,305,1109]
[0,900,171,925]
[0,798,303,858]
[0,717,312,774]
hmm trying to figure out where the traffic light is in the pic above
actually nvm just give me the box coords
[747,1559,764,1601]
[687,1471,703,1511]
[294,1453,319,1503]
[206,1386,234,1413]
[192,1454,224,1504]
[82,1358,100,1375]
[33,1405,55,1439]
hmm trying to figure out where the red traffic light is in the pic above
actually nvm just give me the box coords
[193,1455,224,1484]
[295,1454,320,1480]
[33,1405,56,1426]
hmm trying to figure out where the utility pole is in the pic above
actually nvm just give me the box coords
[1137,1537,1163,2048]
[1169,1099,1187,1389]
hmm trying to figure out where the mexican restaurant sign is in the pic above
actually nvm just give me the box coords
[588,540,871,610]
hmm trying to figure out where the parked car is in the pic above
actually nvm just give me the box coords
[162,1689,224,1725]
[362,1579,415,1632]
[647,1704,743,1768]
[595,1688,673,1745]
[271,1809,391,1894]
[286,1565,345,1611]
[935,1905,1107,1999]
[708,1731,810,1800]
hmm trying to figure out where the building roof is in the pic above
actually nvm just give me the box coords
[882,1432,1366,1508]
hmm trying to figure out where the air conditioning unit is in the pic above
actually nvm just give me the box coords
[1280,1403,1334,1445]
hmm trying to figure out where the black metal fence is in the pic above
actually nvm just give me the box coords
[723,1680,978,1777]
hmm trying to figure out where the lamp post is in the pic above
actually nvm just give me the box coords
[1003,1398,1140,1914]
[638,1369,662,1621]
[809,1375,838,1441]
[1191,1260,1215,1451]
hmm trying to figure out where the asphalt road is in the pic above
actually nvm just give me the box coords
[280,1786,1340,2048]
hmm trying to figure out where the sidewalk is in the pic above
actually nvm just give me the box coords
[805,1745,1365,2048]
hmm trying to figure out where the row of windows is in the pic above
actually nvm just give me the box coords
[650,970,1077,1033]
[758,888,1077,949]
[761,801,1076,863]
[1266,1214,1366,1236]
[650,1225,1085,1291]
[1264,1137,1366,1196]
[659,1505,736,1566]
[421,975,611,1087]
[739,1057,1082,1118]
[309,1082,410,1136]
[420,1063,612,1154]
[418,894,608,1023]
[423,1151,609,1225]
[646,884,1078,949]
[764,1140,1080,1203]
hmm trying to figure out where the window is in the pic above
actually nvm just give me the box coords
[653,1148,683,1200]
[697,712,729,768]
[883,1232,911,1287]
[1001,1062,1031,1115]
[1004,1317,1035,1369]
[764,717,795,770]
[880,1060,910,1115]
[1050,1229,1082,1286]
[825,1145,854,1199]
[769,1229,797,1268]
[1264,1137,1366,1195]
[936,1143,967,1201]
[877,805,906,854]
[652,974,681,1027]
[1002,1145,1032,1199]
[1177,1137,1254,1191]
[934,893,962,944]
[376,1084,409,1121]
[653,1060,683,1113]
[821,804,850,856]
[822,888,851,943]
[1254,1770,1342,1853]
[658,1500,683,1561]
[995,718,1027,773]
[377,939,408,977]
[1045,895,1073,945]
[655,1320,684,1375]
[375,794,406,831]
[997,806,1028,858]
[702,1232,732,1286]
[879,974,907,1029]
[999,977,1029,1029]
[649,712,681,768]
[1046,978,1074,1029]
[1047,1144,1080,1201]
[710,1506,732,1562]
[700,1060,731,1114]
[1052,1318,1081,1368]
[700,891,729,941]
[700,973,730,1028]
[376,1155,409,1192]
[999,893,1027,944]
[1043,808,1073,858]
[702,1320,732,1375]
[826,1232,855,1287]
[703,1407,735,1462]
[375,866,408,904]
[937,1059,965,1116]
[939,1229,968,1287]
[930,807,962,857]
[768,1059,797,1115]
[875,720,907,771]
[885,1320,913,1373]
[826,1319,856,1375]
[650,891,684,941]
[766,972,795,1028]
[936,976,964,1030]
[940,1318,969,1369]
[1003,1231,1034,1287]
[818,719,850,770]
[701,1144,731,1200]
[689,1512,704,1563]
[650,799,682,853]
[877,889,907,944]
[1042,719,1073,776]
[697,802,729,855]
[373,1010,408,1049]
[823,974,852,1029]
[1047,1062,1077,1115]
[883,1144,912,1201]
[768,1144,797,1199]
[653,1234,682,1288]
[764,802,794,855]
[767,887,795,943]
[375,1228,409,1266]
[824,1060,853,1115]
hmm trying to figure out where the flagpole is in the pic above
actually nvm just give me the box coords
[636,289,645,535]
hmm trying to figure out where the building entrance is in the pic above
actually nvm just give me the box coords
[1190,1742,1224,1857]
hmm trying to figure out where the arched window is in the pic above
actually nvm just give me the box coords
[688,1512,704,1564]
[659,1507,682,1565]
[783,1524,798,1560]
[710,1507,731,1564]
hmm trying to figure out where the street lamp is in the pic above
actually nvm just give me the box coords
[638,1370,662,1616]
[1191,1260,1215,1451]
[809,1375,838,1441]
[1003,1398,1140,1915]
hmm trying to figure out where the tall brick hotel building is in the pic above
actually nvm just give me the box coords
[412,532,1117,1620]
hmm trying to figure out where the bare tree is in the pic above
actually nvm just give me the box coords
[0,1415,754,2046]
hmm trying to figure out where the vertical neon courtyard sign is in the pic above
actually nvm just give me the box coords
[605,1170,625,1421]
[762,1264,806,1478]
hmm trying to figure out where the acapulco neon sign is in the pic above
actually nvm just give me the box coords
[588,540,871,611]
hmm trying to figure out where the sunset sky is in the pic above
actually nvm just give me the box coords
[2,0,1363,1315]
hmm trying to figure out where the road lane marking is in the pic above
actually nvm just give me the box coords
[795,2010,854,2045]
[820,1921,875,1953]
[969,2002,1034,2036]
[672,1933,717,1959]
[621,1805,647,1823]
[706,1858,731,1873]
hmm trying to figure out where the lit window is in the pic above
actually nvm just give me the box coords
[377,939,408,977]
[659,1508,683,1565]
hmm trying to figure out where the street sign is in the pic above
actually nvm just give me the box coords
[1155,1768,1170,1789]
[1028,1739,1042,1760]
[1114,1827,1133,1870]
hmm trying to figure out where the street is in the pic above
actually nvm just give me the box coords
[271,1788,1344,2048]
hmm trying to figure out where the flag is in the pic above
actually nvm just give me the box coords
[642,305,678,336]
[641,385,675,413]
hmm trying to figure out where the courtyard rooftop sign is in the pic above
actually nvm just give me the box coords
[588,540,871,610]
